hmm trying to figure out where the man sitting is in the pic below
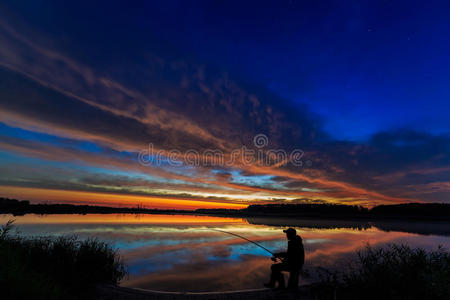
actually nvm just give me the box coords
[264,228,305,290]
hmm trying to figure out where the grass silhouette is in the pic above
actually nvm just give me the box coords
[313,244,450,300]
[0,220,127,299]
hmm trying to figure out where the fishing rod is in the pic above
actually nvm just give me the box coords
[212,228,276,256]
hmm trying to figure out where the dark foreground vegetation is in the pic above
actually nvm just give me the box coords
[313,244,450,300]
[0,220,127,299]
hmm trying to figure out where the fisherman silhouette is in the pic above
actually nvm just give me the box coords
[264,228,305,290]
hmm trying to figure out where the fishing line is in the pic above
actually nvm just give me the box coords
[211,228,275,256]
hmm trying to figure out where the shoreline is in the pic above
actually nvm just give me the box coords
[2,198,449,222]
[96,284,317,300]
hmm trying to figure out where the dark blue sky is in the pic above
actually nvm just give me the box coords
[6,0,450,140]
[142,0,450,140]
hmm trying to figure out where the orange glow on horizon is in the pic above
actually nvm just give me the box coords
[0,185,248,210]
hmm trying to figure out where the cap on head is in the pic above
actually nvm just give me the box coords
[283,228,296,235]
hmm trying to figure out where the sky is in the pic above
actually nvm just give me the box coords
[1,0,450,209]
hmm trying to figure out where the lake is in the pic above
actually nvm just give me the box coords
[1,213,449,292]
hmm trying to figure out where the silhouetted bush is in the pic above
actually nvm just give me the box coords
[313,244,450,300]
[0,220,127,299]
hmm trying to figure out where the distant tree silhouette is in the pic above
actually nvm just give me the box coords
[1,197,449,219]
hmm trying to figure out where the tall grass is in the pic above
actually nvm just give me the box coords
[0,220,127,299]
[313,244,450,300]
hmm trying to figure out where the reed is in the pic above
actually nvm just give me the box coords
[313,243,450,300]
[0,220,127,299]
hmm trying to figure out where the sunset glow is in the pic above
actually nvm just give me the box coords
[0,186,247,210]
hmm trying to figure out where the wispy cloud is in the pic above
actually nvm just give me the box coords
[0,6,449,207]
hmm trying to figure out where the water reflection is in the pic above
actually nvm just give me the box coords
[1,214,449,292]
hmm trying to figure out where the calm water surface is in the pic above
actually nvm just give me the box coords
[1,214,449,292]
